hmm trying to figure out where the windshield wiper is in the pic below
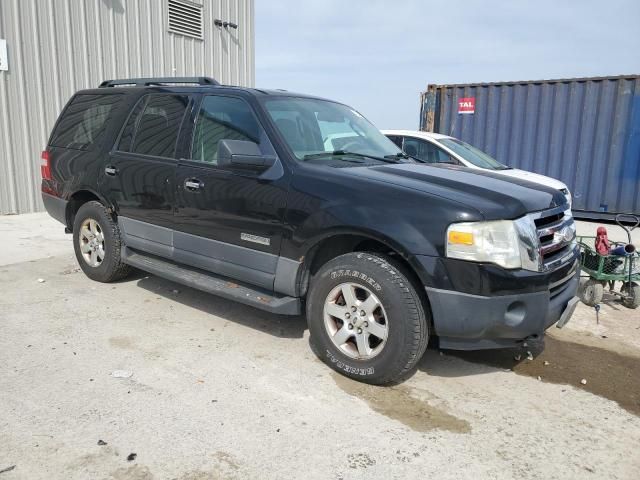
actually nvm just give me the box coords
[385,152,424,163]
[303,150,401,164]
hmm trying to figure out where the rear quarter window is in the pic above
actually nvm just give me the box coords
[49,94,122,150]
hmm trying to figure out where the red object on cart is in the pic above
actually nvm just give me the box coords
[595,226,610,255]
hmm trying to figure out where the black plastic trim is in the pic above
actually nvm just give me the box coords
[41,192,68,226]
[426,268,580,350]
[118,216,301,294]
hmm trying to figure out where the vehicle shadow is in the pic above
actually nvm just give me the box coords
[417,339,543,378]
[117,269,543,379]
[127,271,538,375]
[419,335,640,417]
[602,291,623,310]
[133,274,307,339]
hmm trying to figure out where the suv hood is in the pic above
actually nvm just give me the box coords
[347,163,567,219]
[494,168,568,191]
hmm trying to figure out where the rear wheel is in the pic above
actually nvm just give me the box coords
[579,278,604,306]
[621,282,640,309]
[306,252,429,385]
[72,201,131,283]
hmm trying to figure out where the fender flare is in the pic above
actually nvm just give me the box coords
[64,187,115,230]
[291,226,437,297]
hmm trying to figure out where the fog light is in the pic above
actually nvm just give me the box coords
[504,301,526,326]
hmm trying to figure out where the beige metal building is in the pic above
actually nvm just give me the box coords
[0,0,255,214]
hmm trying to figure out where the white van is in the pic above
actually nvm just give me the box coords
[383,130,572,207]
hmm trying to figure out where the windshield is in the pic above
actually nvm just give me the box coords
[263,97,403,161]
[437,138,509,170]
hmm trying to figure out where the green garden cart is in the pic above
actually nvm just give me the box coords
[577,214,639,309]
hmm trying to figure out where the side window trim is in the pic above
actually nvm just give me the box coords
[113,93,192,160]
[175,93,202,161]
[112,95,148,154]
[127,96,149,153]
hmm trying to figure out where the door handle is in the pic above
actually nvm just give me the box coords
[104,166,118,176]
[184,179,203,191]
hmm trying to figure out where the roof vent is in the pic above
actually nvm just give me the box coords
[167,0,204,40]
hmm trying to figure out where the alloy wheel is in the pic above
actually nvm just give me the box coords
[79,218,105,267]
[323,282,388,359]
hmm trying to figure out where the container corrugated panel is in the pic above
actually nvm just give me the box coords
[420,75,640,219]
[0,0,255,214]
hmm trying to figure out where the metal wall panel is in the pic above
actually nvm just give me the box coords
[420,75,640,218]
[0,0,254,214]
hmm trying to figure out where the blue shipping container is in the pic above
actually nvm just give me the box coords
[420,75,640,219]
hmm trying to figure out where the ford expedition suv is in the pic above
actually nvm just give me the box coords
[41,77,580,384]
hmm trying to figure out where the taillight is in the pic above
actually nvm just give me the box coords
[41,150,51,180]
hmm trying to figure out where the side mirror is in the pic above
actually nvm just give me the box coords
[217,139,275,170]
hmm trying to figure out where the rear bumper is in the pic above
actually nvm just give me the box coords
[42,192,68,226]
[425,263,580,350]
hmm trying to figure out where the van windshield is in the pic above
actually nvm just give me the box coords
[437,138,510,170]
[263,97,404,162]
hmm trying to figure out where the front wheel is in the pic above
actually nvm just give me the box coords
[306,252,429,385]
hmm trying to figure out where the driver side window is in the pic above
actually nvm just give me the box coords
[191,95,260,165]
[403,137,455,164]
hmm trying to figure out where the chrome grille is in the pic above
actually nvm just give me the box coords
[531,206,577,271]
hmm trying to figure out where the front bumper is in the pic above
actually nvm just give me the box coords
[424,260,580,350]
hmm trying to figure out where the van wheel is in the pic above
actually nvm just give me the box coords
[72,201,131,282]
[306,252,429,385]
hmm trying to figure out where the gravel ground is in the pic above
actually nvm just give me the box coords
[1,214,639,480]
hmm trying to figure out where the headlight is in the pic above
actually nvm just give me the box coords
[446,217,540,271]
[560,188,573,208]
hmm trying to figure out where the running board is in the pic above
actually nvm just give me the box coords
[122,247,301,315]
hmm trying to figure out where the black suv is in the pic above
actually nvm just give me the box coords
[42,77,579,384]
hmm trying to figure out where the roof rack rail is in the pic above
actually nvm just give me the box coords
[99,77,220,88]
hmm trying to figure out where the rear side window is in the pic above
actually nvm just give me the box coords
[117,94,189,158]
[50,94,121,150]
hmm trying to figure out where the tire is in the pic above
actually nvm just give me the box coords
[578,278,604,306]
[621,282,640,309]
[306,252,429,385]
[72,201,132,283]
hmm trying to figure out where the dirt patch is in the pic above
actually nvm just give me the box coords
[177,470,225,480]
[211,451,240,471]
[449,336,640,416]
[347,453,376,469]
[108,465,154,480]
[109,336,135,350]
[332,373,471,433]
